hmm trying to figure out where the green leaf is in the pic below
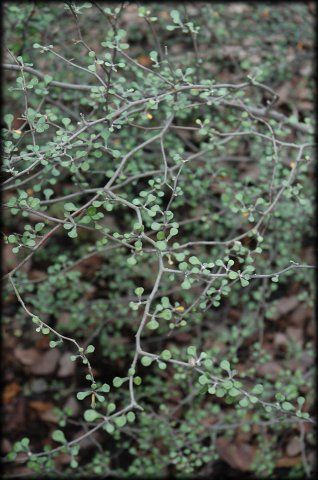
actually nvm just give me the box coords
[156,240,167,251]
[6,452,17,461]
[107,403,116,413]
[85,344,95,354]
[147,319,159,330]
[216,387,226,398]
[64,202,77,212]
[141,356,153,366]
[134,376,142,385]
[161,349,172,360]
[252,384,264,395]
[169,227,178,237]
[4,114,14,130]
[159,309,172,320]
[297,396,305,407]
[149,51,158,63]
[208,385,216,394]
[52,430,66,444]
[68,227,77,238]
[170,9,181,23]
[104,422,115,434]
[282,401,294,412]
[7,234,17,243]
[35,222,45,232]
[77,391,91,400]
[135,287,144,297]
[127,411,136,423]
[84,409,102,422]
[249,396,258,404]
[198,374,209,385]
[204,358,213,368]
[100,383,110,393]
[129,301,139,311]
[220,359,231,372]
[239,397,249,407]
[179,262,188,271]
[113,377,124,388]
[151,222,161,231]
[127,256,137,266]
[44,75,53,85]
[70,459,78,469]
[21,438,30,447]
[43,188,54,199]
[114,415,126,427]
[181,279,191,289]
[187,346,196,356]
[62,118,71,127]
[229,387,241,397]
[189,256,200,265]
[95,393,105,402]
[161,297,171,308]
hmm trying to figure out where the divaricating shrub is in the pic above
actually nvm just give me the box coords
[2,2,315,478]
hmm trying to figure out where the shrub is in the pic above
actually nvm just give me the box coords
[2,3,315,478]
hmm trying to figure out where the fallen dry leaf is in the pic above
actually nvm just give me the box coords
[274,333,288,348]
[40,409,59,424]
[3,382,21,404]
[271,295,299,320]
[1,438,12,454]
[276,455,302,467]
[30,349,60,375]
[3,245,31,274]
[35,335,50,349]
[306,319,315,338]
[258,361,282,377]
[290,304,310,326]
[286,327,303,343]
[29,400,54,413]
[5,397,26,431]
[57,352,75,377]
[54,453,72,466]
[174,332,192,342]
[286,436,302,457]
[29,400,58,423]
[14,347,41,366]
[5,466,33,477]
[28,269,47,281]
[216,438,256,471]
[137,55,152,67]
